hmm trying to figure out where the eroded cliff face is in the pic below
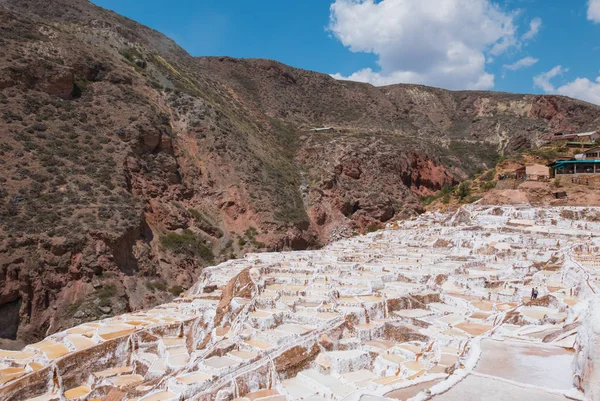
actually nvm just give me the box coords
[297,133,457,238]
[1,0,600,343]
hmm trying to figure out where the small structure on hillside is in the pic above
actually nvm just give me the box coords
[548,131,575,143]
[514,166,526,180]
[550,146,600,176]
[525,164,551,180]
[513,164,550,180]
[580,146,600,160]
[553,191,568,199]
[550,159,600,176]
[549,131,599,148]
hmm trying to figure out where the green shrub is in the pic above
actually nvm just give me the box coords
[188,208,223,238]
[464,195,482,204]
[0,143,14,152]
[96,284,116,299]
[160,229,214,262]
[32,122,47,132]
[66,299,83,316]
[455,182,471,200]
[119,47,143,63]
[96,284,117,307]
[421,195,437,206]
[188,208,209,221]
[221,239,234,255]
[481,181,497,192]
[74,78,89,94]
[145,281,167,292]
[421,185,453,206]
[530,147,561,162]
[244,226,258,240]
[169,285,184,296]
[480,169,496,182]
[471,168,483,179]
[366,225,379,233]
[99,297,112,307]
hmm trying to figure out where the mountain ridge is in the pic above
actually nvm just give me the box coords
[199,55,598,105]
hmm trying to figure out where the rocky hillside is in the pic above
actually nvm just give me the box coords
[1,0,600,344]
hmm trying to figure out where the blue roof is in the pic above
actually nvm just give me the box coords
[550,160,600,167]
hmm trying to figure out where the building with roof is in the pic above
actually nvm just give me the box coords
[525,164,551,180]
[549,131,574,141]
[513,164,551,180]
[549,131,599,148]
[549,140,600,177]
[550,159,600,176]
[580,146,600,160]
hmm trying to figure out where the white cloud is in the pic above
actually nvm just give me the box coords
[503,56,538,71]
[331,68,495,88]
[534,66,600,105]
[522,17,542,41]
[589,0,600,23]
[328,0,534,90]
[557,77,600,105]
[533,65,567,92]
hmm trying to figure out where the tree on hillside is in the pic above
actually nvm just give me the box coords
[456,182,471,200]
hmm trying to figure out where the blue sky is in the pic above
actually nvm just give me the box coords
[92,0,600,104]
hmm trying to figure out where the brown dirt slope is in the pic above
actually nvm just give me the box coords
[0,0,599,343]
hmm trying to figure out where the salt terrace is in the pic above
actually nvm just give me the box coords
[1,206,600,401]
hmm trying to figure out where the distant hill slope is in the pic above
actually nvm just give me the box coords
[1,0,600,343]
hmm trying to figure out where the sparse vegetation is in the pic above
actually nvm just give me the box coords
[366,225,379,233]
[235,226,266,249]
[421,185,453,206]
[221,239,234,255]
[188,208,223,238]
[244,227,258,240]
[481,181,497,192]
[73,78,89,96]
[65,283,118,318]
[119,47,144,64]
[146,281,167,292]
[160,229,214,262]
[480,169,496,182]
[463,195,481,204]
[169,285,184,296]
[441,140,500,174]
[31,122,47,132]
[66,299,84,316]
[529,147,564,163]
[96,284,117,307]
[456,181,472,200]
